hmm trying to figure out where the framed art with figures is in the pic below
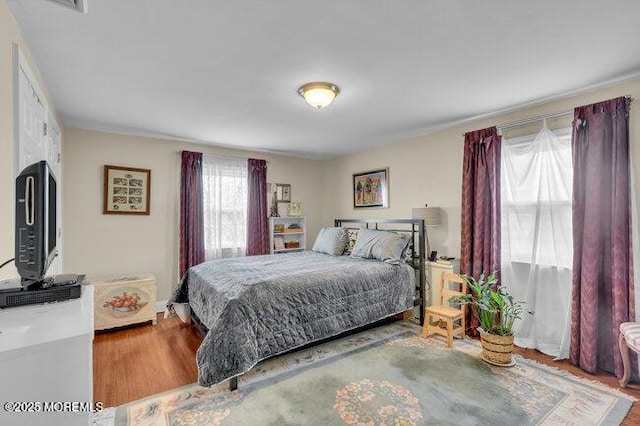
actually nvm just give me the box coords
[353,168,389,208]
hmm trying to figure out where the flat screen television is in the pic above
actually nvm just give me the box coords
[15,160,57,287]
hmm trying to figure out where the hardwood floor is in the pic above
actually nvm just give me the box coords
[513,346,640,425]
[94,314,640,424]
[93,313,202,407]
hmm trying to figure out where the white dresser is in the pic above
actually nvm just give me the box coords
[0,285,94,426]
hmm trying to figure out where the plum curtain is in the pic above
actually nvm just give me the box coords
[179,151,204,277]
[461,126,502,336]
[247,159,270,255]
[570,96,635,379]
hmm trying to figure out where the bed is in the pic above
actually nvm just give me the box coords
[168,219,426,388]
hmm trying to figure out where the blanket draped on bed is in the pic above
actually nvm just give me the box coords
[169,251,415,386]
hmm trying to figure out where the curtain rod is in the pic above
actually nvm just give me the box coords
[178,150,270,163]
[464,95,634,136]
[496,109,573,133]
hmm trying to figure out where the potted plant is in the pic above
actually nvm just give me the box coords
[450,272,532,366]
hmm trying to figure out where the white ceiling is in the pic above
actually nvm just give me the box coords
[7,0,640,159]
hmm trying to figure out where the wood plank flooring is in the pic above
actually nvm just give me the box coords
[93,313,202,407]
[94,314,640,424]
[513,346,640,425]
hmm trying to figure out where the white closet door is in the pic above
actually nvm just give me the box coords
[46,114,63,276]
[17,67,46,174]
[47,116,61,178]
[14,46,63,276]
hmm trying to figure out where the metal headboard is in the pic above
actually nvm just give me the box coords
[334,218,426,325]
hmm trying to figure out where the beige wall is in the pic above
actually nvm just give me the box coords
[7,0,639,301]
[0,0,56,280]
[62,128,325,300]
[323,78,640,259]
[61,78,640,302]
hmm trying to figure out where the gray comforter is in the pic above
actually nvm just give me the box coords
[170,251,416,387]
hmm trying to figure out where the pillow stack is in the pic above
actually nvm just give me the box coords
[349,228,411,264]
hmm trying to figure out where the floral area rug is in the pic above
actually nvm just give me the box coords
[114,322,634,425]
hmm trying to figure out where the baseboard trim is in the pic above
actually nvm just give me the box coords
[156,299,168,313]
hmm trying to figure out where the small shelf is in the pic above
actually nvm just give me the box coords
[270,216,306,255]
[274,248,304,253]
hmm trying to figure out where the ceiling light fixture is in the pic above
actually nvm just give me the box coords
[298,82,340,109]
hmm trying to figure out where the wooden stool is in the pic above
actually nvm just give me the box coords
[618,322,640,387]
[421,272,466,348]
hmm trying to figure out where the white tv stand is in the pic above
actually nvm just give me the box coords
[0,285,94,426]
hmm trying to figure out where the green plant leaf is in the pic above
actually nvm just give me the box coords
[457,270,532,336]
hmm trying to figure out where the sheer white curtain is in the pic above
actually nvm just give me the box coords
[501,124,573,359]
[202,154,247,261]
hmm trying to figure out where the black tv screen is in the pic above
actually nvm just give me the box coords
[15,160,58,285]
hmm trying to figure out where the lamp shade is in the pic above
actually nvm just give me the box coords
[298,82,340,109]
[412,207,441,226]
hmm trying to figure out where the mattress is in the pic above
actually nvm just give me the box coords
[170,250,415,386]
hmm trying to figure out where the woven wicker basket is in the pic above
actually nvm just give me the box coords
[478,328,514,365]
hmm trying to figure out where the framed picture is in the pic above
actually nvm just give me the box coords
[103,165,151,215]
[274,236,285,250]
[288,201,302,216]
[275,183,291,203]
[274,224,285,233]
[353,168,389,208]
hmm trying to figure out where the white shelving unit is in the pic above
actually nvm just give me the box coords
[269,216,306,254]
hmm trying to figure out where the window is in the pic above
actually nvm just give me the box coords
[501,128,573,268]
[202,155,247,260]
[501,126,573,358]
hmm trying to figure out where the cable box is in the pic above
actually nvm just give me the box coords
[0,275,84,308]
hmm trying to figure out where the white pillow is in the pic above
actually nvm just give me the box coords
[312,227,349,256]
[349,228,410,264]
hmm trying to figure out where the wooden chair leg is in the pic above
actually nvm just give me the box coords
[446,319,453,348]
[619,331,631,388]
[460,316,465,341]
[420,313,432,338]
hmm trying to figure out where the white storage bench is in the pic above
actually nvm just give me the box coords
[93,273,157,330]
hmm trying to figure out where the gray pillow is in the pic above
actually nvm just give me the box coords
[312,227,349,256]
[349,228,410,264]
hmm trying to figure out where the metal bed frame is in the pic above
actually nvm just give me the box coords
[190,218,426,391]
[334,218,426,325]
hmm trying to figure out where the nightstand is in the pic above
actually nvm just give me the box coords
[426,259,460,306]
